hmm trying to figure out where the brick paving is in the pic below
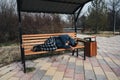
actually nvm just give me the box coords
[0,35,120,80]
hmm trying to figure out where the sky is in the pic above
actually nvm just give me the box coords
[80,2,92,16]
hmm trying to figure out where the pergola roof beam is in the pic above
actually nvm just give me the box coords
[18,0,92,14]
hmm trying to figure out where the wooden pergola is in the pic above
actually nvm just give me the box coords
[16,0,93,72]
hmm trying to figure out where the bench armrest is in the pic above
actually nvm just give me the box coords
[76,38,86,43]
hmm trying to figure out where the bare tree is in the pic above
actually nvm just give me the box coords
[0,0,65,43]
[0,0,18,42]
[86,0,108,33]
[107,0,120,34]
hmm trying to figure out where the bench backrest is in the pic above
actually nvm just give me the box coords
[22,32,76,51]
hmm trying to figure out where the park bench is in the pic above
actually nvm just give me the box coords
[21,32,85,72]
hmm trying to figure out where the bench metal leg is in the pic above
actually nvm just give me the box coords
[21,48,26,73]
[84,47,86,60]
[76,49,78,57]
[21,49,24,64]
[23,55,26,73]
[72,50,75,56]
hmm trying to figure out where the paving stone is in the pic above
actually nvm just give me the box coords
[118,77,120,80]
[49,67,57,70]
[74,73,84,80]
[104,57,118,68]
[96,55,103,59]
[64,69,74,78]
[31,69,46,80]
[35,60,46,68]
[41,63,52,70]
[96,75,107,80]
[0,65,9,71]
[20,71,34,80]
[42,57,50,62]
[8,77,20,80]
[8,77,19,80]
[93,67,107,80]
[60,60,68,65]
[112,68,120,76]
[75,65,84,74]
[69,57,76,62]
[52,71,64,80]
[51,62,60,67]
[33,59,43,63]
[35,63,42,68]
[76,60,83,66]
[105,72,119,80]
[84,62,93,70]
[112,59,120,67]
[90,57,100,67]
[98,59,106,65]
[85,70,96,80]
[98,59,113,72]
[14,71,25,78]
[45,68,56,76]
[41,75,53,80]
[0,71,17,80]
[47,57,59,63]
[57,64,67,72]
[25,60,36,67]
[0,65,17,76]
[84,58,90,63]
[63,78,73,80]
[57,55,64,61]
[67,62,76,69]
[93,67,105,75]
[63,55,70,60]
[108,54,117,60]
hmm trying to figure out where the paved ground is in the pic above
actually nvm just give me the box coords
[0,35,120,80]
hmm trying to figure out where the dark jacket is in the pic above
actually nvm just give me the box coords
[55,35,77,49]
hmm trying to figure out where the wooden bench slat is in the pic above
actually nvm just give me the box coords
[23,42,44,46]
[22,39,46,43]
[22,32,76,37]
[23,44,84,50]
[25,48,66,55]
[22,36,76,40]
[23,41,84,48]
[22,36,50,40]
[24,45,84,56]
[22,34,76,40]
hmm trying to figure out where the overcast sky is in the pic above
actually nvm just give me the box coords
[81,2,92,16]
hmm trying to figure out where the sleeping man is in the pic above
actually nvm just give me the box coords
[32,34,77,52]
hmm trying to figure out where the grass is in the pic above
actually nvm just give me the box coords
[83,31,116,37]
[0,44,65,67]
[0,45,20,67]
[0,42,19,47]
[26,67,36,73]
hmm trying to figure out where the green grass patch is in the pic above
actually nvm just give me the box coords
[26,67,36,73]
[0,42,19,47]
